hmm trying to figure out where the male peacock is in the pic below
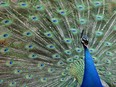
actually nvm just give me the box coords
[0,0,116,87]
[81,31,103,87]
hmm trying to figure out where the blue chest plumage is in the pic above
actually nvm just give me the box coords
[81,46,103,87]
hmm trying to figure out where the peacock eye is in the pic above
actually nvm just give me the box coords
[10,61,13,64]
[37,6,41,9]
[72,30,76,32]
[23,31,33,37]
[95,2,101,5]
[74,55,79,59]
[79,6,83,9]
[30,16,39,21]
[95,31,103,37]
[9,81,16,86]
[60,11,64,14]
[27,32,31,35]
[0,47,10,54]
[3,34,8,37]
[12,82,14,84]
[19,2,29,8]
[4,48,8,52]
[32,54,35,57]
[4,20,9,23]
[50,69,53,71]
[49,45,53,48]
[43,78,46,80]
[28,53,38,59]
[29,45,32,48]
[81,20,84,22]
[62,72,67,76]
[41,77,47,82]
[25,74,33,79]
[0,2,6,6]
[90,50,93,52]
[67,40,70,42]
[64,38,72,44]
[67,58,73,63]
[52,53,60,59]
[79,19,87,24]
[89,48,96,53]
[32,17,36,19]
[44,32,53,38]
[52,20,57,22]
[2,19,12,26]
[0,2,5,5]
[1,33,11,39]
[0,1,9,7]
[35,5,44,11]
[76,4,85,11]
[25,43,35,50]
[60,78,65,81]
[14,69,22,74]
[20,3,28,7]
[51,18,59,24]
[17,70,20,72]
[46,44,55,49]
[104,42,112,47]
[47,34,51,36]
[37,63,45,69]
[58,10,66,16]
[95,15,104,21]
[106,51,113,57]
[78,49,80,51]
[41,64,44,66]
[21,3,26,6]
[93,1,102,7]
[75,48,82,53]
[57,61,64,66]
[64,50,72,55]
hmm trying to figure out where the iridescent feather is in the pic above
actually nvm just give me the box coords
[0,0,116,87]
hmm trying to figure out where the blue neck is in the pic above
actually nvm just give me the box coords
[81,46,103,87]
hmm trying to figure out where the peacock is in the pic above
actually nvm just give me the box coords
[0,0,116,87]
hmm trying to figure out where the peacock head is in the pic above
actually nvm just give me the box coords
[81,30,89,47]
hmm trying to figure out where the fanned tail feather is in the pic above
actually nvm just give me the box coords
[0,0,116,87]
